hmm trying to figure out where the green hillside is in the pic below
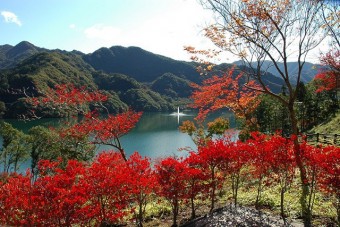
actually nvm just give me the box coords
[0,41,325,119]
[0,51,98,118]
[309,111,340,134]
[93,71,174,112]
[151,73,193,98]
[83,46,200,83]
[0,41,45,69]
[0,49,175,118]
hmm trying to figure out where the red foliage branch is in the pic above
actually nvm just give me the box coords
[190,68,260,122]
[314,71,338,93]
[59,110,143,161]
[29,84,107,106]
[155,157,188,227]
[314,50,340,93]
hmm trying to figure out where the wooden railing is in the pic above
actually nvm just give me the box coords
[301,133,340,146]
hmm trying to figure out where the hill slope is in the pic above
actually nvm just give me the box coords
[151,73,193,98]
[83,46,200,83]
[0,41,324,118]
[309,111,340,134]
[0,51,174,118]
[0,41,46,69]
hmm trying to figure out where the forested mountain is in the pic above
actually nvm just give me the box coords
[83,46,200,83]
[93,72,172,112]
[0,41,321,118]
[0,41,46,69]
[0,49,174,118]
[151,73,193,98]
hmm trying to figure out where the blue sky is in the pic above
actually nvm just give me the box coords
[0,0,220,61]
[0,0,331,63]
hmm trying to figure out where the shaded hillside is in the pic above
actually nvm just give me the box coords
[0,44,13,62]
[0,51,176,118]
[151,73,193,98]
[261,61,320,83]
[120,88,173,111]
[93,72,141,93]
[83,46,200,83]
[0,41,46,69]
[0,52,100,117]
[0,41,318,118]
[93,72,174,112]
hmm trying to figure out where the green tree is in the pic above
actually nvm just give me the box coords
[27,126,60,180]
[0,122,30,173]
[0,102,6,118]
[180,117,229,146]
[28,125,95,180]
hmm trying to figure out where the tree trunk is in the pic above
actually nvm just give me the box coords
[210,168,215,214]
[138,201,144,227]
[191,197,196,219]
[255,177,263,209]
[337,196,340,227]
[280,186,286,223]
[231,172,240,208]
[288,104,312,227]
[172,199,179,227]
[235,174,239,208]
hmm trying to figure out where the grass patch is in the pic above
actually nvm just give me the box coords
[124,173,338,226]
[309,111,340,135]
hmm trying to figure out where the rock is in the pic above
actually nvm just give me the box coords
[181,205,303,227]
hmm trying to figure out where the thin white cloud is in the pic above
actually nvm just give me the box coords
[84,24,121,41]
[1,11,22,26]
[78,0,236,62]
[69,24,76,29]
[121,0,220,62]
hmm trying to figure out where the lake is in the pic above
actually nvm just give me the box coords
[1,110,236,167]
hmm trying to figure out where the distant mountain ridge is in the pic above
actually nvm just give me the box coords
[0,41,320,86]
[233,60,321,84]
[0,41,321,118]
[83,46,200,83]
[0,50,175,117]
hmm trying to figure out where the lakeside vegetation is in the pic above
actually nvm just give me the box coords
[0,73,338,226]
[0,0,339,226]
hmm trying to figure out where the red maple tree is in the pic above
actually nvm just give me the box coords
[190,68,260,123]
[59,109,142,161]
[126,152,158,226]
[315,50,340,93]
[195,139,229,212]
[81,151,132,225]
[155,157,188,227]
[34,159,87,226]
[0,172,39,225]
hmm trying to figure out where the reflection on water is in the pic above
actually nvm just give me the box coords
[115,112,197,159]
[2,118,68,133]
[1,111,237,163]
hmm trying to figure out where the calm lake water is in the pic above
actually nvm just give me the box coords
[1,110,236,171]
